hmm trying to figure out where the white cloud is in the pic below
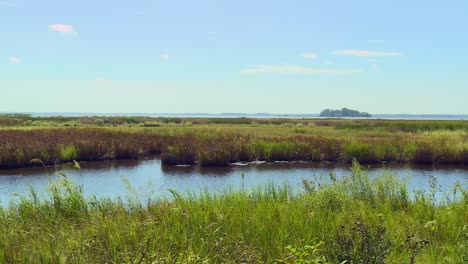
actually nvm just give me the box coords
[241,65,362,75]
[334,50,402,57]
[9,57,20,64]
[49,24,76,34]
[303,53,317,59]
[160,53,169,60]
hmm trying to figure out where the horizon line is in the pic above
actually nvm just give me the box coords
[2,112,468,117]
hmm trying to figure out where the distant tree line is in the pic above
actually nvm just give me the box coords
[320,108,371,118]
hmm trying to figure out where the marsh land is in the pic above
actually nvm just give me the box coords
[1,115,468,169]
[0,115,466,263]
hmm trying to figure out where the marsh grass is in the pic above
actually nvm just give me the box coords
[0,129,168,168]
[1,118,468,168]
[0,163,466,263]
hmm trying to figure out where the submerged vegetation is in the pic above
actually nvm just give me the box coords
[0,162,466,263]
[0,115,468,168]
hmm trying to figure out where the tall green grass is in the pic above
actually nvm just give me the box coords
[0,163,466,263]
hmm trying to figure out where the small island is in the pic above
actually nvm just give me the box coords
[320,107,371,118]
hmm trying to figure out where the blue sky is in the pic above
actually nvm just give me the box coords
[1,0,467,114]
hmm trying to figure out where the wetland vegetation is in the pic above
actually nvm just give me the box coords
[0,162,466,263]
[0,115,467,263]
[1,115,467,169]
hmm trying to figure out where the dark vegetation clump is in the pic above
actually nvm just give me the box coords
[320,107,372,117]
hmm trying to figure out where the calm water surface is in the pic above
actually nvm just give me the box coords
[0,159,467,206]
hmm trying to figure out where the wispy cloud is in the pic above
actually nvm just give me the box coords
[96,79,113,85]
[0,1,15,7]
[9,57,20,64]
[160,53,169,60]
[49,24,76,34]
[241,65,362,75]
[303,53,317,59]
[334,50,402,57]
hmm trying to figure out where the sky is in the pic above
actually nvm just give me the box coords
[1,0,467,114]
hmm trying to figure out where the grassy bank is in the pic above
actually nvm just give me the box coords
[0,117,468,169]
[0,129,168,169]
[0,163,466,263]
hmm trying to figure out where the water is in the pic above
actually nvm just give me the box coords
[0,159,467,206]
[6,112,468,120]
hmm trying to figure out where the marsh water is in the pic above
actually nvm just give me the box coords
[0,159,467,206]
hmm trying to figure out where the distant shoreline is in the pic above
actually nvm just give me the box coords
[2,112,468,120]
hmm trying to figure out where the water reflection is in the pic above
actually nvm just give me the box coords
[0,159,148,176]
[0,159,467,206]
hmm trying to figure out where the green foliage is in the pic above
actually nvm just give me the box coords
[0,164,466,263]
[344,142,377,163]
[278,242,330,264]
[59,145,79,161]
